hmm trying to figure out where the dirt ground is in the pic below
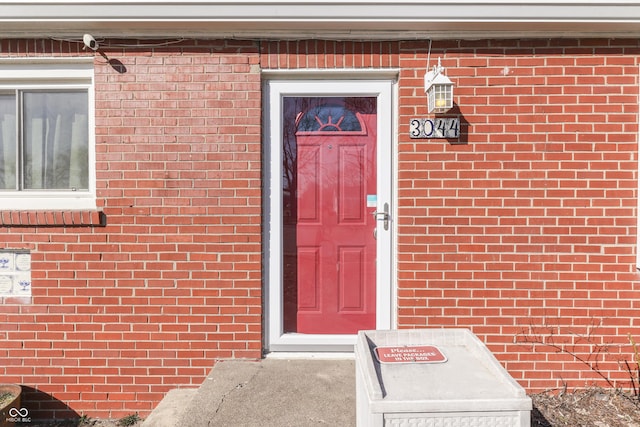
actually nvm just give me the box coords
[76,420,142,427]
[17,417,143,427]
[21,388,640,427]
[531,388,640,426]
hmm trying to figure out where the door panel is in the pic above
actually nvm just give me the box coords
[339,247,365,310]
[283,97,377,335]
[297,145,321,221]
[297,248,319,309]
[339,145,366,221]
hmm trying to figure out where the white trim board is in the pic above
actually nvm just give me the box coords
[3,2,640,39]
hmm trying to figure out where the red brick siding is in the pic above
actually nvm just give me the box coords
[263,39,640,390]
[397,39,640,391]
[0,39,262,419]
[1,36,639,420]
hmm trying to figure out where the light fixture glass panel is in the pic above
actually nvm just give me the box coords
[427,83,453,113]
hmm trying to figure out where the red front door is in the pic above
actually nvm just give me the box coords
[282,97,377,334]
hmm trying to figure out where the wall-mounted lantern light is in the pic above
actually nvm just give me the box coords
[424,57,454,114]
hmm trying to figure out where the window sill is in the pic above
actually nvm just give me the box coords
[0,210,106,227]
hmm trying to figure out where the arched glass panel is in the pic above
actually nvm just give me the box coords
[296,102,366,135]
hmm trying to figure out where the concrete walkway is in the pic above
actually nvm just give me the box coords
[141,358,356,427]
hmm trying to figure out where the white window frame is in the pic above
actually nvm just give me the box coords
[0,58,95,211]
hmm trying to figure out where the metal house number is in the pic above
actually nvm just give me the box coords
[410,118,460,139]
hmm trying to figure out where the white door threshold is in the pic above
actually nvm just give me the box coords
[265,351,355,360]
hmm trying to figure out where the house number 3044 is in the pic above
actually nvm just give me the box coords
[409,118,460,139]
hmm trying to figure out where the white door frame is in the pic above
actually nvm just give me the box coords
[264,76,395,352]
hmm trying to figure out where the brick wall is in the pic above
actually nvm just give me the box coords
[394,39,640,390]
[0,39,262,419]
[1,36,639,420]
[263,39,640,390]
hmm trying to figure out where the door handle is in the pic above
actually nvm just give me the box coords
[372,202,390,231]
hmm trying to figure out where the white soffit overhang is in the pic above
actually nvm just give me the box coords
[2,1,640,40]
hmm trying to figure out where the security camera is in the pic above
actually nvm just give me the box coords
[83,34,98,51]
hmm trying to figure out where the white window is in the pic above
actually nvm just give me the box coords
[0,58,95,210]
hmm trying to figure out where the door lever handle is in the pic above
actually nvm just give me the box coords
[372,202,390,231]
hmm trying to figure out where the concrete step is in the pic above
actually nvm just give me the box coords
[143,358,356,427]
[140,388,198,427]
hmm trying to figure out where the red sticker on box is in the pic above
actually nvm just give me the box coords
[375,345,447,364]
